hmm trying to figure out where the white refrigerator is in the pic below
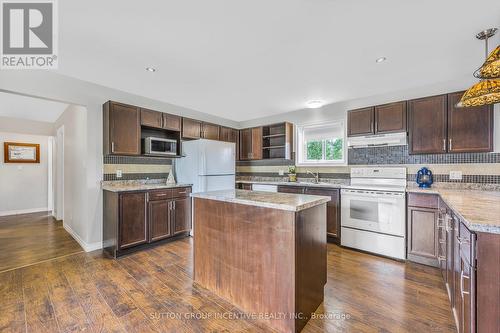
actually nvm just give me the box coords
[175,139,235,193]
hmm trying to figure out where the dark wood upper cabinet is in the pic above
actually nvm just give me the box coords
[347,107,374,137]
[220,127,238,143]
[104,101,141,155]
[140,108,163,129]
[148,199,172,242]
[182,118,202,139]
[119,192,147,249]
[163,113,181,131]
[447,91,494,153]
[304,187,340,243]
[201,122,220,140]
[239,127,263,160]
[374,101,407,134]
[408,94,447,154]
[172,197,192,235]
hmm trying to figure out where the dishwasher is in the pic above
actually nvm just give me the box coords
[251,184,278,192]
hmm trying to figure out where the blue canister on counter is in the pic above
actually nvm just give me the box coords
[416,167,433,188]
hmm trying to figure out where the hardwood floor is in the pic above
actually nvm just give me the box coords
[0,212,83,273]
[0,237,456,333]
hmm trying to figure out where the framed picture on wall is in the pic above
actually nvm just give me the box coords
[3,142,40,163]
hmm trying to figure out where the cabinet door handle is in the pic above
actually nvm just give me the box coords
[111,142,115,153]
[178,191,187,194]
[442,139,446,151]
[449,139,452,151]
[172,201,176,210]
[460,270,470,297]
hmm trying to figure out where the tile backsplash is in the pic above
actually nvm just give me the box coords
[103,155,172,181]
[348,145,500,165]
[236,145,500,186]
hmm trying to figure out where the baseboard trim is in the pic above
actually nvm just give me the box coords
[63,223,102,252]
[0,207,49,217]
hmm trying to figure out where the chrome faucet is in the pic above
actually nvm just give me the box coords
[306,170,319,183]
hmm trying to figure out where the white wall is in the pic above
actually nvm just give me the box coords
[0,116,54,136]
[53,105,91,249]
[0,132,50,215]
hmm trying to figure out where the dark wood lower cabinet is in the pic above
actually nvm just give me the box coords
[277,185,340,244]
[435,198,498,333]
[407,207,439,266]
[149,199,172,242]
[103,186,192,257]
[119,192,147,249]
[304,187,340,244]
[173,197,192,235]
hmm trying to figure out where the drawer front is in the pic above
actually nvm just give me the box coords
[458,220,475,267]
[148,190,171,201]
[172,187,191,198]
[408,193,438,209]
[277,185,305,194]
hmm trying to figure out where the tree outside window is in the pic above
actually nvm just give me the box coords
[305,138,343,161]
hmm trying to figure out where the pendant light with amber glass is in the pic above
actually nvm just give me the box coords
[458,28,500,107]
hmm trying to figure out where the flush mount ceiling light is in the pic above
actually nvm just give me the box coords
[459,28,500,108]
[306,100,325,108]
[145,67,157,72]
[375,57,387,63]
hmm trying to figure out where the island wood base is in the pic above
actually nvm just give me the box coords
[193,197,327,333]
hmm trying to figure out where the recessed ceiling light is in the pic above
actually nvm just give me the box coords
[306,100,325,109]
[145,67,157,72]
[375,57,387,63]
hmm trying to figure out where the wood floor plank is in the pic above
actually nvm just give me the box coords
[1,236,457,333]
[0,212,82,273]
[58,253,126,333]
[21,264,60,333]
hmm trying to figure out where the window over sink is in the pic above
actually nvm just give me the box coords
[296,121,346,166]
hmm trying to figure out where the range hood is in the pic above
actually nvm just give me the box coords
[347,132,407,148]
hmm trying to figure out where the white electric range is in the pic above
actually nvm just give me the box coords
[341,167,407,260]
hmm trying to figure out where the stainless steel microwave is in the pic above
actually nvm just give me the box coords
[143,137,177,156]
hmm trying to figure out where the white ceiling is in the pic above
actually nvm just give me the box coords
[57,0,500,121]
[0,92,68,123]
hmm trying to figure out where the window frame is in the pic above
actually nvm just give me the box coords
[296,120,347,166]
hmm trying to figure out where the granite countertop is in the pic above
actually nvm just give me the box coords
[408,187,500,234]
[236,180,345,189]
[102,182,192,192]
[191,189,331,212]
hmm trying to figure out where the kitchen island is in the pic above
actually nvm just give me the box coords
[192,189,330,333]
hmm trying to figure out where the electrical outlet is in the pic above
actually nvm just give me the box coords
[278,169,285,176]
[116,169,123,178]
[449,171,462,180]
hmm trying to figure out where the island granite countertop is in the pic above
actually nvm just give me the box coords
[191,189,330,212]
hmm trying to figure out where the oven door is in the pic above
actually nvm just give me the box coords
[341,189,405,236]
